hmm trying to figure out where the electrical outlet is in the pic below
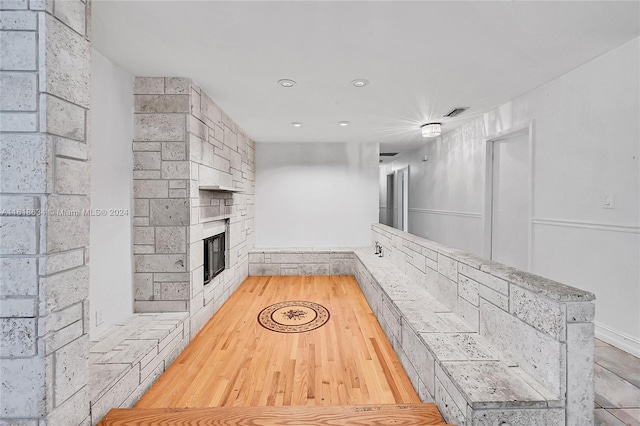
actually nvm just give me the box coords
[96,309,104,326]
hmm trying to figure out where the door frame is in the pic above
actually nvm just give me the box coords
[395,166,410,232]
[483,121,534,270]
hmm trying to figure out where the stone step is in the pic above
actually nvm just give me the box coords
[98,403,452,425]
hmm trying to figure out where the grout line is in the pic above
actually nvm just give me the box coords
[596,359,640,395]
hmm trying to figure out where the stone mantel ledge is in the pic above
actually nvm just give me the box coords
[372,223,595,302]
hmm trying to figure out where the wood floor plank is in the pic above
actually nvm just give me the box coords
[135,275,422,409]
[100,404,451,426]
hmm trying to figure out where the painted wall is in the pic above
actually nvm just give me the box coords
[256,142,379,248]
[379,117,487,254]
[383,37,640,355]
[90,49,134,338]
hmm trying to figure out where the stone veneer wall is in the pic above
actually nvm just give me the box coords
[132,77,255,338]
[1,0,93,424]
[248,249,355,276]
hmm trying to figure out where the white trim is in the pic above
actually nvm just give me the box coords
[483,141,494,258]
[394,166,410,232]
[527,123,535,272]
[485,122,530,141]
[483,121,534,271]
[533,218,640,234]
[409,208,482,218]
[595,322,640,357]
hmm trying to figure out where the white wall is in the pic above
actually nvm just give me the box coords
[256,142,379,247]
[380,117,487,254]
[90,49,134,338]
[384,37,640,355]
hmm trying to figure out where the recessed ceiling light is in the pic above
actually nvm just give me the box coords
[278,79,296,88]
[421,123,442,138]
[351,79,369,87]
[291,122,302,127]
[338,121,351,126]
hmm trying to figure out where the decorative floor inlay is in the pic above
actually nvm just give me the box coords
[258,300,330,333]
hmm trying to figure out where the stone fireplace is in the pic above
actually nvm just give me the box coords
[203,220,227,285]
[132,77,256,338]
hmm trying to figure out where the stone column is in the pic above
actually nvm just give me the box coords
[1,0,92,424]
[132,77,192,313]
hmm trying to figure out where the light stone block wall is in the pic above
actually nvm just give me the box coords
[132,78,191,315]
[370,223,595,426]
[1,1,92,424]
[247,248,355,276]
[132,78,256,339]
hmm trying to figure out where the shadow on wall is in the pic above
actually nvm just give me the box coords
[256,142,380,248]
[259,142,379,170]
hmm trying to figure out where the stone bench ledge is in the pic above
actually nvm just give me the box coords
[352,249,560,411]
[438,361,558,409]
[89,312,189,424]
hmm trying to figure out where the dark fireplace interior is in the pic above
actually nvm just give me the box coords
[204,232,225,284]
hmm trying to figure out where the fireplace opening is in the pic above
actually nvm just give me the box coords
[204,232,225,284]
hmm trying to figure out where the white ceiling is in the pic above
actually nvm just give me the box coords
[93,1,639,153]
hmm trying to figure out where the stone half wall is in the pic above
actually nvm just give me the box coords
[370,223,596,426]
[132,77,256,338]
[1,0,92,424]
[248,249,355,276]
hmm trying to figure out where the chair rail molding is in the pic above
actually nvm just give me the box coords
[533,218,640,234]
[409,207,483,219]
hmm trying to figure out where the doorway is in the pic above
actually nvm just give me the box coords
[484,125,532,271]
[385,173,394,227]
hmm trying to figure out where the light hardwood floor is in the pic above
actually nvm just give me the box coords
[594,338,640,425]
[136,275,421,408]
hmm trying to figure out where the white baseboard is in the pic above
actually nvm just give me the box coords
[595,322,640,357]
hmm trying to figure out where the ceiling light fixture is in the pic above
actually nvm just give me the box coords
[291,122,302,127]
[278,79,296,88]
[421,123,442,138]
[351,79,369,87]
[338,121,350,126]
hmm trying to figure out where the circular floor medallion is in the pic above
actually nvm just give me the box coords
[258,300,330,333]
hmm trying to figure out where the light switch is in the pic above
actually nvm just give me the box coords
[603,194,615,209]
